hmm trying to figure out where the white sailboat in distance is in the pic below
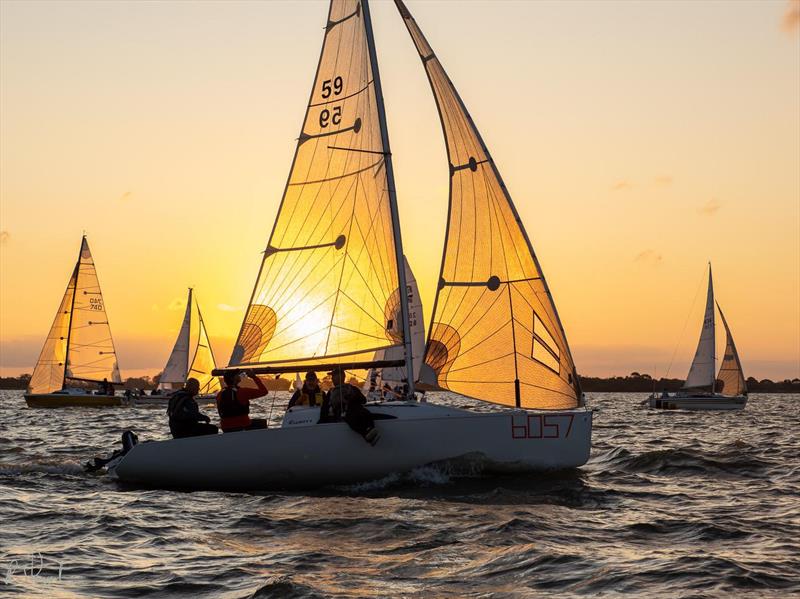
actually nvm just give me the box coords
[25,236,124,408]
[111,0,592,489]
[136,288,222,406]
[649,264,748,410]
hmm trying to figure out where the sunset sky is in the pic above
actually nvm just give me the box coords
[1,0,798,381]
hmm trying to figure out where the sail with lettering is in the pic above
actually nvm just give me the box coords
[715,302,746,396]
[28,236,122,394]
[683,265,716,391]
[395,0,581,409]
[229,0,412,379]
[158,289,221,394]
[373,256,425,384]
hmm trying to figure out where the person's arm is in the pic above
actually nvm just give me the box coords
[237,372,269,402]
[287,389,300,409]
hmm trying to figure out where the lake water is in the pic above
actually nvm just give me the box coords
[1,390,798,597]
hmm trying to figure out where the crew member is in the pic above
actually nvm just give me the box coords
[216,369,269,433]
[319,368,380,445]
[287,371,323,409]
[167,378,218,438]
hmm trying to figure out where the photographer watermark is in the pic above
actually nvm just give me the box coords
[3,553,63,585]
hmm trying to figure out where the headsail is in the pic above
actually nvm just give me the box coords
[716,302,746,396]
[28,237,121,394]
[158,290,192,390]
[684,264,716,391]
[395,0,581,409]
[187,301,221,395]
[229,0,411,377]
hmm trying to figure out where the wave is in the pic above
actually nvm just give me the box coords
[590,445,771,477]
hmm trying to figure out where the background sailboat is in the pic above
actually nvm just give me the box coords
[112,0,591,490]
[147,288,220,401]
[649,264,747,410]
[25,236,123,408]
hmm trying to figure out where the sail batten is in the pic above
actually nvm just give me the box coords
[230,0,411,376]
[396,0,580,409]
[28,237,121,395]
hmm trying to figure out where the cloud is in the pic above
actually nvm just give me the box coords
[167,297,186,311]
[119,191,133,201]
[218,303,244,312]
[0,230,9,245]
[782,0,800,33]
[611,181,633,191]
[634,249,663,266]
[698,198,722,216]
[653,175,672,187]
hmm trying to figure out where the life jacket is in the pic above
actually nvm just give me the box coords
[216,387,249,418]
[296,385,322,407]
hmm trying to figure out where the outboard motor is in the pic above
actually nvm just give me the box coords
[85,430,138,472]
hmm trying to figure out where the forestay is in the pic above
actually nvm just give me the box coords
[230,0,409,374]
[28,237,121,394]
[684,265,715,391]
[188,301,221,394]
[395,0,581,409]
[716,302,746,397]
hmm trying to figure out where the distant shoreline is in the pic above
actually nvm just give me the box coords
[2,373,798,393]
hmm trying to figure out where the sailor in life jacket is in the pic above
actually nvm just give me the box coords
[319,367,380,445]
[287,370,323,410]
[216,369,269,433]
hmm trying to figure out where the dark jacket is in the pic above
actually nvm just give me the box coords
[167,390,205,424]
[319,383,366,423]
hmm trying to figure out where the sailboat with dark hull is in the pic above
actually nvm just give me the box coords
[25,236,124,408]
[111,0,591,489]
[649,265,747,410]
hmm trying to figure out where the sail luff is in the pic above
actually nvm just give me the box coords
[229,0,405,370]
[62,240,83,387]
[394,0,581,409]
[189,296,222,394]
[361,0,415,395]
[159,289,193,388]
[716,301,747,397]
[684,264,716,391]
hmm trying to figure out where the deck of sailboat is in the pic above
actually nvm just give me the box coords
[648,393,747,411]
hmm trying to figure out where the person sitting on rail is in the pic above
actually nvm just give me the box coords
[216,369,269,433]
[319,367,380,445]
[287,370,323,410]
[167,377,218,439]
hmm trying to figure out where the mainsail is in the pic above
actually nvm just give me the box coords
[158,289,221,394]
[374,256,425,385]
[716,302,746,396]
[28,236,122,394]
[229,0,412,381]
[395,0,581,409]
[684,264,716,391]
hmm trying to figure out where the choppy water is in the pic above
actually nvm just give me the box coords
[1,390,798,598]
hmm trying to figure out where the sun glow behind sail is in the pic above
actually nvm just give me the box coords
[229,0,406,372]
[27,237,121,394]
[716,302,746,397]
[395,0,580,409]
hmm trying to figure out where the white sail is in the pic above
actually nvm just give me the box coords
[716,302,746,396]
[28,236,122,394]
[159,290,192,390]
[229,0,411,376]
[684,265,716,391]
[395,0,581,410]
[374,257,425,384]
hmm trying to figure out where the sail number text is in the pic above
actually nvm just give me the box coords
[319,76,344,128]
[89,298,104,311]
[511,413,574,439]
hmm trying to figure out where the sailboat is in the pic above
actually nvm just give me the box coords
[25,236,124,408]
[110,0,591,489]
[135,288,221,406]
[649,264,747,410]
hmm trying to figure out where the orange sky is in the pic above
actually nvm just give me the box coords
[1,0,798,380]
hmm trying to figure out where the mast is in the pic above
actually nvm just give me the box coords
[708,263,715,394]
[362,0,415,397]
[187,287,194,373]
[62,236,84,387]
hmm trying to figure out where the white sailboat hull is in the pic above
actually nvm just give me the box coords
[647,393,747,411]
[110,402,592,490]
